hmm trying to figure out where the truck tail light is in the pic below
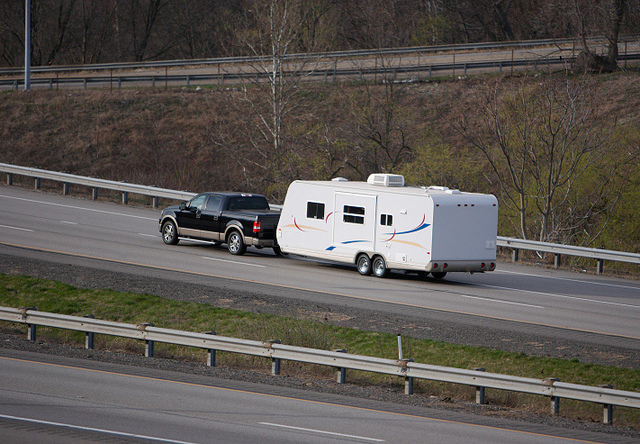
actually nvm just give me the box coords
[253,221,261,233]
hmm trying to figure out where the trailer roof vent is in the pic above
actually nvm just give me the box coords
[367,174,405,187]
[332,177,349,182]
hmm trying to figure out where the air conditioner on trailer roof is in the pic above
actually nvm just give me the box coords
[367,174,405,187]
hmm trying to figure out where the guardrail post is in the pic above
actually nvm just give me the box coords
[512,248,519,263]
[554,254,561,269]
[551,395,560,415]
[63,182,69,195]
[22,307,37,341]
[473,367,486,404]
[6,172,12,185]
[34,177,41,189]
[597,259,604,275]
[206,331,217,367]
[138,323,155,357]
[84,314,95,349]
[333,349,347,383]
[268,340,281,375]
[600,384,614,424]
[83,78,87,90]
[545,378,561,415]
[400,358,414,395]
[122,191,128,205]
[92,187,98,200]
[153,196,159,208]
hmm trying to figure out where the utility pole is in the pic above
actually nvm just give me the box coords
[25,0,31,91]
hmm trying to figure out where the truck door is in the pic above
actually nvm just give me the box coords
[176,194,207,234]
[199,195,223,241]
[333,193,376,253]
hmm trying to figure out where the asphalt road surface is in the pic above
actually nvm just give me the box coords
[0,350,632,444]
[1,185,639,351]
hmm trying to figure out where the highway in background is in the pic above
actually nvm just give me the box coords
[2,38,639,90]
[0,350,626,444]
[1,185,639,352]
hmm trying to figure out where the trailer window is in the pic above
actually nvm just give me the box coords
[307,202,325,219]
[343,205,365,224]
[380,214,393,226]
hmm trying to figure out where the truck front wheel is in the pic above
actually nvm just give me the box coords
[227,230,246,255]
[161,220,179,245]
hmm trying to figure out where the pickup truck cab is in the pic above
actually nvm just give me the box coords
[159,192,281,255]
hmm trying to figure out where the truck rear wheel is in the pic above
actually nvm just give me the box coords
[227,230,246,255]
[356,254,372,276]
[372,256,388,278]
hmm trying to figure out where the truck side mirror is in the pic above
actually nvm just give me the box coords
[179,202,186,210]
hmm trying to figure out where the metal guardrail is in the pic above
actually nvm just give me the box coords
[0,306,637,424]
[497,236,640,274]
[1,163,195,208]
[1,162,636,271]
[1,36,638,76]
[3,52,639,91]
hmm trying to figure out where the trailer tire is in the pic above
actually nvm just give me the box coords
[356,254,372,276]
[432,271,447,279]
[372,256,388,278]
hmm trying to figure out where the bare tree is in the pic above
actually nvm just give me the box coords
[342,58,413,180]
[571,0,627,72]
[455,78,629,245]
[231,0,333,193]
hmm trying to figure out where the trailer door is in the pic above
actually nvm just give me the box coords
[333,193,377,252]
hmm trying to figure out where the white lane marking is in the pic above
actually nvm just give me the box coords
[259,422,385,442]
[139,233,158,237]
[0,195,157,221]
[458,294,543,309]
[496,269,640,291]
[478,283,640,309]
[0,414,196,444]
[61,221,78,225]
[201,256,265,268]
[0,224,33,232]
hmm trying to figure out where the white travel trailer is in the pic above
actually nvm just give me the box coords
[276,174,498,279]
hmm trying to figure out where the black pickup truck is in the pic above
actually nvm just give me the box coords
[159,192,281,255]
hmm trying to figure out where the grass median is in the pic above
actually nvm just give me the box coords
[1,273,639,429]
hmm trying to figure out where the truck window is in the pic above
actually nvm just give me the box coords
[227,196,269,211]
[343,205,365,224]
[188,195,207,211]
[380,214,393,226]
[307,202,325,219]
[206,195,222,213]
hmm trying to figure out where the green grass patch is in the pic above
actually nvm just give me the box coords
[1,273,638,428]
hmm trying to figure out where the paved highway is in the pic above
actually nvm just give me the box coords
[1,186,639,346]
[0,350,627,443]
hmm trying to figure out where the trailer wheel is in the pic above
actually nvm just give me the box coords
[372,256,388,278]
[356,254,372,276]
[431,271,447,279]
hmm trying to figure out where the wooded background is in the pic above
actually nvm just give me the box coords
[1,0,639,265]
[1,0,639,67]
